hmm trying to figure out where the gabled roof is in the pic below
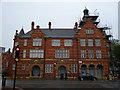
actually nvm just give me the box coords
[19,29,78,38]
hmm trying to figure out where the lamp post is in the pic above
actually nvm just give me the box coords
[13,45,20,90]
[43,38,46,79]
[54,63,56,79]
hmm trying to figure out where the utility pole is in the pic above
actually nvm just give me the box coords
[76,38,79,78]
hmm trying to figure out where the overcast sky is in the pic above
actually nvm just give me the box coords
[0,1,118,51]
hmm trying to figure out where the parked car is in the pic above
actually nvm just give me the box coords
[78,73,97,81]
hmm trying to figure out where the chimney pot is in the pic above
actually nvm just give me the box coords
[31,21,35,30]
[48,22,51,29]
[74,22,78,29]
[36,25,40,29]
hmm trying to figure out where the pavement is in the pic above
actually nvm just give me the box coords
[0,77,22,90]
[1,79,120,90]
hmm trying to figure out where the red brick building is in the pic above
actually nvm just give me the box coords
[2,49,13,76]
[4,8,111,79]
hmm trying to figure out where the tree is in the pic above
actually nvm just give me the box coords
[110,39,120,74]
[114,44,120,74]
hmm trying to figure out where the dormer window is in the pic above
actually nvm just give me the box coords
[86,29,94,34]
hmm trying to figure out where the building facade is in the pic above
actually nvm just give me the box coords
[5,8,111,79]
[1,49,13,76]
[0,47,5,75]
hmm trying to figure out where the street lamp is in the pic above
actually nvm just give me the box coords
[54,63,56,79]
[13,45,20,90]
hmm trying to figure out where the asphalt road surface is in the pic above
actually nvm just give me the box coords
[4,79,120,89]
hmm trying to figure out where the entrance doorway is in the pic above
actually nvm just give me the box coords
[32,66,40,76]
[89,65,95,76]
[81,65,87,75]
[97,65,103,78]
[58,66,67,79]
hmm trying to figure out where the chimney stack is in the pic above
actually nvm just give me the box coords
[48,22,51,29]
[31,21,35,30]
[74,22,78,29]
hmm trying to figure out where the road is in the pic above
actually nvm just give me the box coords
[4,79,120,89]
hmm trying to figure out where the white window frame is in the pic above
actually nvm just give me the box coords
[81,50,86,59]
[33,38,42,46]
[88,39,93,47]
[95,39,101,46]
[96,50,102,58]
[55,50,70,58]
[23,49,26,58]
[86,29,94,34]
[71,64,77,73]
[55,50,61,58]
[24,39,27,46]
[64,40,73,46]
[45,64,53,73]
[80,39,86,46]
[30,50,44,58]
[88,50,94,59]
[52,40,60,46]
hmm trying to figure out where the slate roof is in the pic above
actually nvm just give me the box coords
[19,29,78,38]
[18,28,25,36]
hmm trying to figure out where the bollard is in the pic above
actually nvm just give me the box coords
[109,75,112,80]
